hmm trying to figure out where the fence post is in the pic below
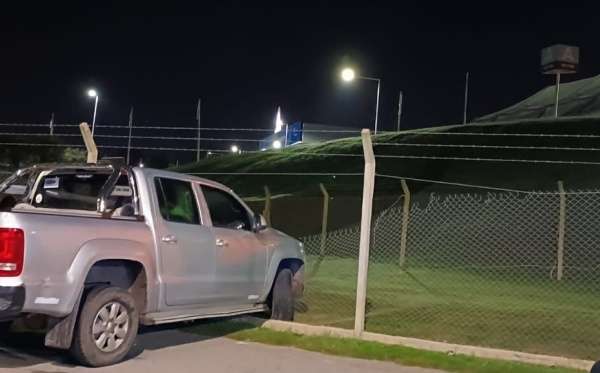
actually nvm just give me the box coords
[354,129,375,338]
[263,186,272,227]
[319,183,330,256]
[79,122,98,164]
[399,179,411,267]
[557,180,566,281]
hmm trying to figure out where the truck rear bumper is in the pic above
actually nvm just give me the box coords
[0,286,25,322]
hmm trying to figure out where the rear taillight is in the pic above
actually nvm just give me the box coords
[0,228,24,277]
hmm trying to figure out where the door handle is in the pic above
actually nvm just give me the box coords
[162,235,177,243]
[216,239,229,247]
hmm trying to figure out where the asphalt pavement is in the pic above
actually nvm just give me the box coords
[0,328,447,373]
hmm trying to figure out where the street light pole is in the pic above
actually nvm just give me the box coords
[374,78,380,135]
[341,68,381,134]
[88,90,99,136]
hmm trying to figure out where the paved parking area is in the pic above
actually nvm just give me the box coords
[0,328,446,373]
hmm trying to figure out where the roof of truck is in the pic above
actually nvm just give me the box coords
[135,167,234,192]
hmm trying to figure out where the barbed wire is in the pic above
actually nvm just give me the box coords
[5,132,600,150]
[188,172,363,176]
[373,142,600,152]
[4,141,600,166]
[3,122,600,139]
[0,123,363,133]
[373,154,600,166]
[376,174,600,195]
[0,132,264,142]
[0,142,229,153]
[403,131,600,139]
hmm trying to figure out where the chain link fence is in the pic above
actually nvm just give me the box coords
[296,184,600,361]
[0,171,11,184]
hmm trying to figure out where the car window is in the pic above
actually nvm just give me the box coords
[155,177,200,225]
[200,185,250,231]
[31,171,129,211]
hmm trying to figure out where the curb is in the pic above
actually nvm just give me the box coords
[236,317,594,371]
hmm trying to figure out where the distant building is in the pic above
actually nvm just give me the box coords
[258,121,360,151]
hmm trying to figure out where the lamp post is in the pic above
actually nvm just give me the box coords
[341,68,381,134]
[87,89,99,136]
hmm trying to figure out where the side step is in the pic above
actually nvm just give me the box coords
[141,304,267,325]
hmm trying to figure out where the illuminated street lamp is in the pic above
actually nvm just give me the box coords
[87,89,99,136]
[231,145,241,154]
[340,67,381,134]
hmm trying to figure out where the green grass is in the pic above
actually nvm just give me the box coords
[169,116,600,198]
[183,321,587,373]
[296,256,600,360]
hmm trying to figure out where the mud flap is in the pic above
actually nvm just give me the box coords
[44,286,84,350]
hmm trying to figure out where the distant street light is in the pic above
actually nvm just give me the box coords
[87,89,99,136]
[340,67,381,134]
[231,145,240,154]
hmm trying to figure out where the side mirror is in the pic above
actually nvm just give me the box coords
[252,214,268,232]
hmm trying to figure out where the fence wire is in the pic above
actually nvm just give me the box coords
[295,187,600,361]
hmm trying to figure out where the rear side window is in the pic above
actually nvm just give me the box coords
[154,177,200,225]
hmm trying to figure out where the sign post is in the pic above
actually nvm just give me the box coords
[541,44,579,118]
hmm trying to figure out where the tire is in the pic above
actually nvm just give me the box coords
[270,268,294,321]
[0,321,12,339]
[591,361,600,373]
[69,286,139,367]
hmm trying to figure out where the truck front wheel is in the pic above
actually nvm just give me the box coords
[69,286,139,367]
[270,268,295,321]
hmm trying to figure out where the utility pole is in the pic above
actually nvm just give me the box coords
[463,72,469,125]
[196,99,201,162]
[396,91,403,131]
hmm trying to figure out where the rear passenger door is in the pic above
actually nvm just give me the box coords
[153,177,217,307]
[198,184,268,304]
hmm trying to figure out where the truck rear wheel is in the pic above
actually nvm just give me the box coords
[270,268,294,321]
[69,286,139,367]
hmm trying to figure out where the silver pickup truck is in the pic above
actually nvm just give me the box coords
[0,159,306,367]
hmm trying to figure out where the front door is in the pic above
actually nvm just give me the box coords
[153,177,216,307]
[198,184,268,304]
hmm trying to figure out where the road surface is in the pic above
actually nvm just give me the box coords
[0,328,446,373]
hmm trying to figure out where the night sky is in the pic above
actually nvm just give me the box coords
[0,1,597,157]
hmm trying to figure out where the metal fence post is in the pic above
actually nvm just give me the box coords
[557,180,566,281]
[319,183,330,256]
[399,179,411,267]
[354,129,375,337]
